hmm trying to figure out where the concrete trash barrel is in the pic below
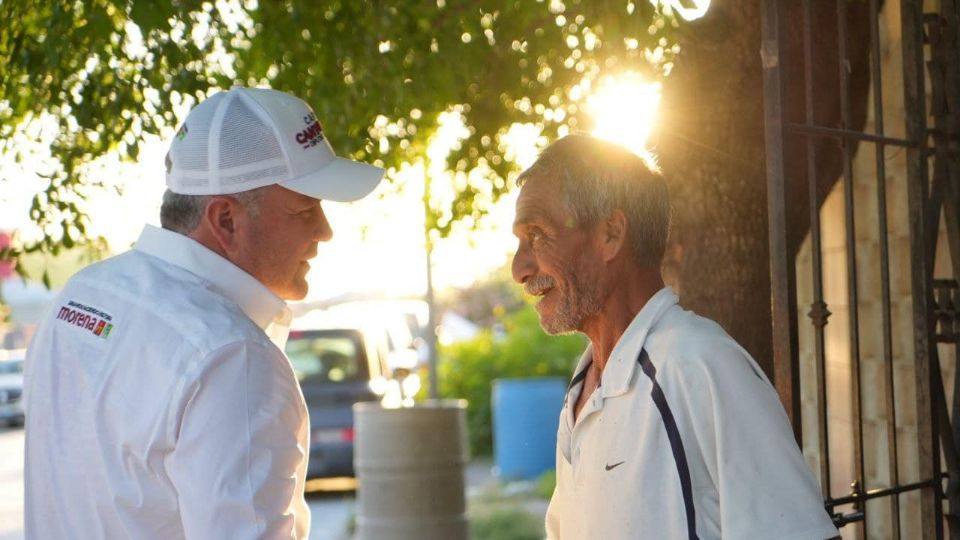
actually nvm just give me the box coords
[354,400,469,540]
[493,377,567,479]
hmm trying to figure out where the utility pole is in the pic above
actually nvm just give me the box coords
[423,174,440,400]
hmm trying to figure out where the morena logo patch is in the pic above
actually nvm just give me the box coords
[56,300,115,339]
[295,112,325,149]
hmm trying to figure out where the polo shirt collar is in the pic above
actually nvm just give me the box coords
[597,287,679,398]
[134,225,293,347]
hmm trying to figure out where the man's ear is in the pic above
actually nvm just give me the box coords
[201,196,242,254]
[598,208,628,263]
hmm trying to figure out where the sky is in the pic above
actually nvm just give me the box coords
[0,73,662,302]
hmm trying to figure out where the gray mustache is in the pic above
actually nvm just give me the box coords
[524,275,556,296]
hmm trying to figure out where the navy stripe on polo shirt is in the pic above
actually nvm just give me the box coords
[638,349,700,540]
[568,360,593,389]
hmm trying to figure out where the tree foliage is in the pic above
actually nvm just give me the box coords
[1,0,681,260]
[1,0,231,265]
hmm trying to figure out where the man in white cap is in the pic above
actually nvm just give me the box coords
[23,87,384,539]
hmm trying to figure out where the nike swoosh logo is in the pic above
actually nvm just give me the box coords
[605,461,626,471]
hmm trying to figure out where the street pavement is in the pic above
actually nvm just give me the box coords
[0,426,23,540]
[0,427,494,540]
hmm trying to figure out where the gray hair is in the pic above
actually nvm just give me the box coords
[516,134,670,268]
[160,188,265,234]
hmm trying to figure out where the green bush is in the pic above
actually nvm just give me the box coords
[535,469,556,500]
[436,304,586,456]
[470,507,545,540]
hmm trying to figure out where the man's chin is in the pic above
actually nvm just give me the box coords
[537,313,579,336]
[274,281,309,301]
[541,325,579,336]
[282,290,308,302]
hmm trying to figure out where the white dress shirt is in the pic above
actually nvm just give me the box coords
[546,288,838,540]
[24,225,310,539]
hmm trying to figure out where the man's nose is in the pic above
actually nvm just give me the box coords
[511,244,534,285]
[315,205,333,242]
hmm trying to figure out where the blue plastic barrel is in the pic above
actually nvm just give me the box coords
[492,377,567,480]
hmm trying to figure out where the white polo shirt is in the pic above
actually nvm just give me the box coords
[23,225,310,539]
[545,288,838,540]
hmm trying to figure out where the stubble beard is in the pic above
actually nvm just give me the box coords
[539,269,604,335]
[241,235,310,301]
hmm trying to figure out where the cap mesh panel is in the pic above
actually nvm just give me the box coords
[170,96,216,172]
[218,98,285,171]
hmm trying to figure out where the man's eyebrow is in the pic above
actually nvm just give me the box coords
[513,206,548,225]
[513,217,533,227]
[512,215,542,232]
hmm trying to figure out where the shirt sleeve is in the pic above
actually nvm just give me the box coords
[664,339,839,540]
[166,339,310,540]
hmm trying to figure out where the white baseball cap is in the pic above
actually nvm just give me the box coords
[165,87,385,201]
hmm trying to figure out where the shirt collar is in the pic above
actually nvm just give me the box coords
[134,225,293,347]
[588,286,679,399]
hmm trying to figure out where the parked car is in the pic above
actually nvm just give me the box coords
[285,312,420,480]
[0,349,25,427]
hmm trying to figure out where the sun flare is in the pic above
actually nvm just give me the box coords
[587,73,662,159]
[653,0,711,21]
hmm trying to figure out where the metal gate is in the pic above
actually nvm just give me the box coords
[762,0,960,537]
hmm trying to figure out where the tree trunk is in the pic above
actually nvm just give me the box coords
[655,0,874,376]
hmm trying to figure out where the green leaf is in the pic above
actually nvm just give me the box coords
[130,1,168,33]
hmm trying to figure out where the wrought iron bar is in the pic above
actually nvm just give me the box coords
[760,0,801,438]
[832,509,866,528]
[928,155,948,273]
[836,1,867,535]
[930,350,960,537]
[803,0,832,499]
[901,0,943,536]
[785,122,917,147]
[941,170,960,276]
[934,280,959,343]
[826,476,945,507]
[926,6,960,534]
[926,9,960,283]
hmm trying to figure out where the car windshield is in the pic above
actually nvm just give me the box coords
[0,360,23,375]
[285,333,365,384]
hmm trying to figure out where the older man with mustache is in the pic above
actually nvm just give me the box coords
[511,134,838,540]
